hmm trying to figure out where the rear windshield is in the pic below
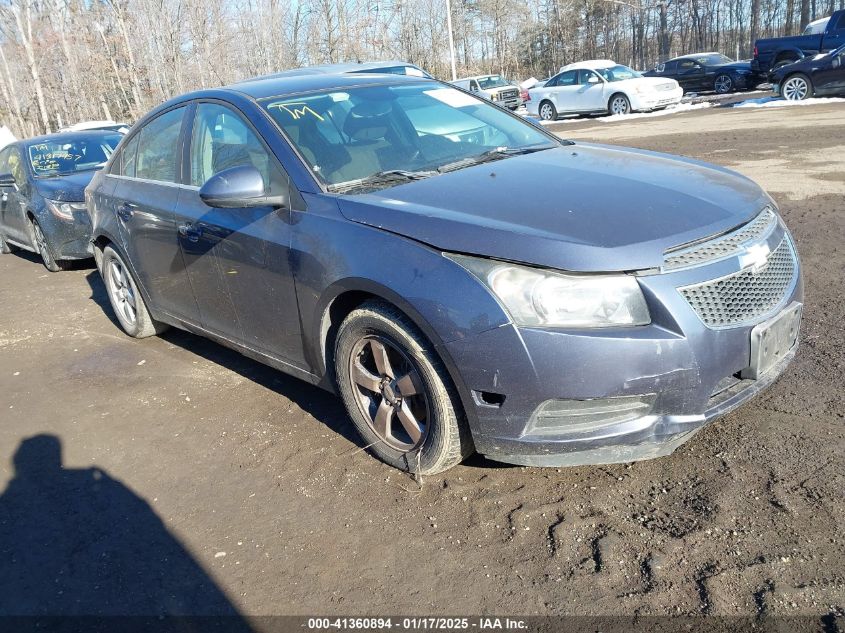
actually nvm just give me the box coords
[27,133,122,177]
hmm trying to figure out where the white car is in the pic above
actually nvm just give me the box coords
[526,59,683,120]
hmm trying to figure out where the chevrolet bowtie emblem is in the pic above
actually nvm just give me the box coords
[738,242,771,273]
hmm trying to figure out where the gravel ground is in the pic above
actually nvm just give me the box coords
[0,102,843,627]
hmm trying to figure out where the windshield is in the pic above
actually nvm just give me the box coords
[595,65,642,82]
[476,75,511,90]
[28,133,122,177]
[263,82,558,192]
[700,54,734,65]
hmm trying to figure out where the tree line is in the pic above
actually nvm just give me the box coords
[0,0,841,137]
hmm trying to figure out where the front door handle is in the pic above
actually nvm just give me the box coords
[178,222,202,242]
[116,203,134,221]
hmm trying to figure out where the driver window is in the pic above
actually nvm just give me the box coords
[7,147,24,183]
[190,102,283,192]
[0,147,11,175]
[577,70,599,85]
[469,80,480,91]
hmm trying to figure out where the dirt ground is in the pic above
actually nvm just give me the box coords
[0,101,843,625]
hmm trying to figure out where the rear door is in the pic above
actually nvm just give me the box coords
[109,105,200,323]
[175,101,305,365]
[547,70,580,111]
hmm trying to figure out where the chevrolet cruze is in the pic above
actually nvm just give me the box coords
[86,73,802,473]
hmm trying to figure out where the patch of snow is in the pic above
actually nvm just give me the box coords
[732,95,845,108]
[530,100,712,125]
[0,126,16,150]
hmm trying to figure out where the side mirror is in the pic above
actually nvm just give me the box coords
[199,165,287,209]
[833,56,841,68]
[0,172,16,189]
[587,75,600,84]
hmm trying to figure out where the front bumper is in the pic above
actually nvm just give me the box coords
[443,225,802,467]
[40,205,94,260]
[631,87,684,111]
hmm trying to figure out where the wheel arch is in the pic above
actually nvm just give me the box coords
[310,280,478,431]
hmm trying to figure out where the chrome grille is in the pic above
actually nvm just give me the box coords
[679,236,797,328]
[664,207,777,271]
[500,88,519,100]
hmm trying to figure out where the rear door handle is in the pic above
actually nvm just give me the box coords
[116,203,135,221]
[178,222,202,242]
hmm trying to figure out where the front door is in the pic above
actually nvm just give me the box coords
[0,146,30,244]
[813,49,845,93]
[576,70,607,111]
[677,60,707,91]
[109,105,200,323]
[176,101,305,365]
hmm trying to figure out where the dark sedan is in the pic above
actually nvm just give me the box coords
[773,43,845,99]
[87,73,802,473]
[0,130,122,270]
[645,53,760,94]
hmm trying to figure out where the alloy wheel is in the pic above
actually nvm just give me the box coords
[108,258,137,326]
[610,95,630,115]
[782,76,809,101]
[348,336,429,452]
[714,74,733,94]
[33,222,49,261]
[539,103,554,120]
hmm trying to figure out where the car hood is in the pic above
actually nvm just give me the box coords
[34,170,97,202]
[337,144,770,272]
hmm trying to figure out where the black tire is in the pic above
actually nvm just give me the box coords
[772,58,799,72]
[29,217,68,272]
[538,100,557,121]
[334,300,473,474]
[0,232,15,254]
[608,93,631,115]
[714,73,734,94]
[101,245,167,338]
[780,73,814,101]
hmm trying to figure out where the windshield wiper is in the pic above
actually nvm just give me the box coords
[436,145,553,174]
[328,169,437,194]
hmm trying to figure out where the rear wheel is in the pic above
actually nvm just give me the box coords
[714,73,734,94]
[781,73,813,101]
[334,300,472,474]
[608,93,631,115]
[30,218,67,272]
[538,100,557,121]
[101,245,167,338]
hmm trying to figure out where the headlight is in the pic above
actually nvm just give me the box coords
[46,199,86,220]
[446,254,651,328]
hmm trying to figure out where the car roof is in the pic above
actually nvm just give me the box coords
[239,61,426,82]
[560,59,617,71]
[455,75,503,80]
[674,52,725,60]
[18,129,124,147]
[224,72,434,100]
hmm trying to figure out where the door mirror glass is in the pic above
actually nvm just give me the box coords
[587,75,600,84]
[0,172,16,188]
[199,165,287,209]
[833,55,842,68]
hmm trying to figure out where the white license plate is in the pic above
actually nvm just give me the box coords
[743,302,802,379]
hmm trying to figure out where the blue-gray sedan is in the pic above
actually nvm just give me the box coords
[86,73,803,473]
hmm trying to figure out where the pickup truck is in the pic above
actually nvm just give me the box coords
[752,10,845,75]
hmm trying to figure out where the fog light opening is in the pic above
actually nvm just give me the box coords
[525,394,656,436]
[472,390,506,408]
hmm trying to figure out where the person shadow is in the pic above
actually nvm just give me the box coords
[0,434,254,629]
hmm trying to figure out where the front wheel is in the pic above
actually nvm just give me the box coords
[608,93,631,115]
[101,245,167,338]
[714,74,734,94]
[538,100,557,121]
[781,74,813,101]
[30,218,67,272]
[334,300,473,474]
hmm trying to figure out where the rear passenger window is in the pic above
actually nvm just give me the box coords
[117,135,139,177]
[135,107,186,183]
